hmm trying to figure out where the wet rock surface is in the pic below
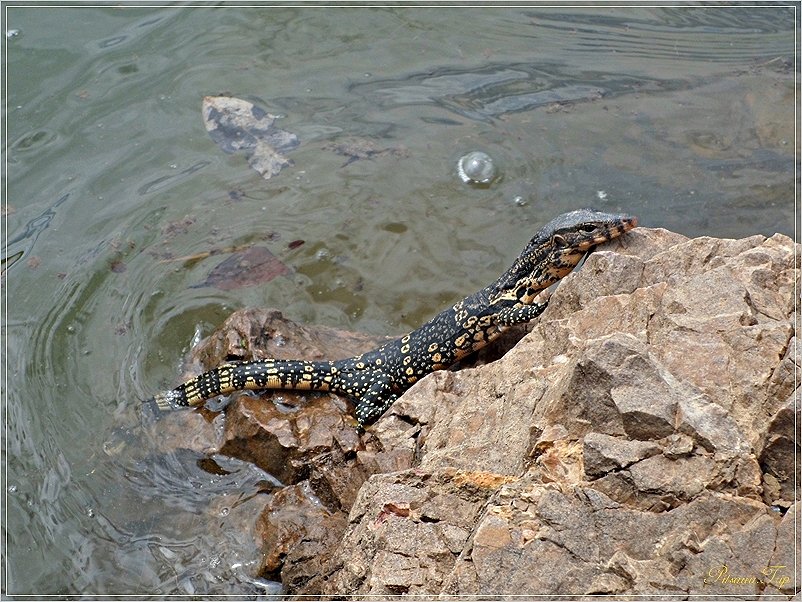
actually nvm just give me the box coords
[156,229,799,598]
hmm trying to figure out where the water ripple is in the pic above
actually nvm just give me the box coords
[3,193,70,273]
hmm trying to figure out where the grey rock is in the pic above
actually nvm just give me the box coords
[583,432,662,478]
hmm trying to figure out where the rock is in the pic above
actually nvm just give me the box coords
[323,468,510,596]
[218,391,360,485]
[756,396,800,507]
[156,228,799,597]
[315,228,799,597]
[255,482,347,591]
[152,308,407,592]
[156,307,529,593]
[766,502,801,596]
[583,432,661,478]
[439,481,788,598]
[191,307,394,368]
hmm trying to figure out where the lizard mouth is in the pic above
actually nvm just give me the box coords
[611,215,639,239]
[578,215,639,250]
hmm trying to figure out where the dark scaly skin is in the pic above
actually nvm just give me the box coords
[148,208,638,429]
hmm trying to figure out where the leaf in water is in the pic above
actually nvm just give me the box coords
[201,96,299,180]
[196,246,289,291]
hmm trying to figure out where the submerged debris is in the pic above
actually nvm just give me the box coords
[321,137,410,167]
[202,96,299,180]
[194,246,290,291]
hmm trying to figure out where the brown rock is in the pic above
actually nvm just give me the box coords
[765,502,801,596]
[152,308,408,594]
[155,227,799,597]
[323,468,499,596]
[191,307,393,367]
[756,396,800,507]
[219,391,360,486]
[255,481,348,591]
[438,481,791,599]
[317,228,799,597]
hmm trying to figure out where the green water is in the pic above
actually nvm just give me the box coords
[3,4,796,597]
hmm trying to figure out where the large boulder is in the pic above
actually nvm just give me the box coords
[320,228,799,598]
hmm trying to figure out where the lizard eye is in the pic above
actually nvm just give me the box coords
[578,224,597,233]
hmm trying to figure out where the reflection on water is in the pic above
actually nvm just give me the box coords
[2,193,69,272]
[4,5,796,596]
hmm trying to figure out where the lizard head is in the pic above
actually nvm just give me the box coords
[491,208,638,304]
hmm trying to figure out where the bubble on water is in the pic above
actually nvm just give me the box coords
[457,151,497,185]
[596,190,608,201]
[6,29,20,39]
[219,507,230,517]
[7,484,17,493]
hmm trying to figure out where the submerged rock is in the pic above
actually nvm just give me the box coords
[321,136,410,167]
[159,229,799,597]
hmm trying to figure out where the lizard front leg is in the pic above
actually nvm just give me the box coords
[353,376,399,430]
